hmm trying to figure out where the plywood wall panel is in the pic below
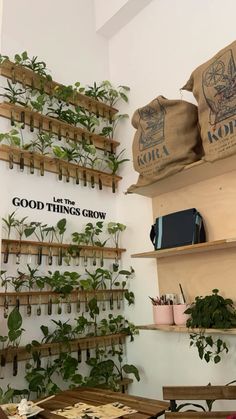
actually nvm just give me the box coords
[152,169,236,301]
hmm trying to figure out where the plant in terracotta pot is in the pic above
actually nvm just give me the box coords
[185,289,236,363]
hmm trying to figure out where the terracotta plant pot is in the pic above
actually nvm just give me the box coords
[153,305,174,325]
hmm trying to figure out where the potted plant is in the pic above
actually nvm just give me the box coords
[185,289,236,363]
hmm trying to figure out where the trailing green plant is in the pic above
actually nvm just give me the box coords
[80,268,106,291]
[30,92,48,113]
[2,211,17,239]
[53,144,79,162]
[53,352,84,386]
[14,214,29,263]
[0,80,27,105]
[84,221,104,246]
[105,149,129,175]
[185,289,236,363]
[99,113,129,139]
[0,386,15,403]
[98,314,138,341]
[25,359,60,398]
[53,82,85,103]
[84,82,107,102]
[7,307,25,347]
[44,270,80,296]
[85,344,139,391]
[85,81,130,107]
[107,222,126,248]
[31,132,54,155]
[41,320,75,344]
[76,107,100,132]
[101,264,135,305]
[0,128,21,147]
[14,51,52,80]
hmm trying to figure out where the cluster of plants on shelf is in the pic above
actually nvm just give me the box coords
[2,214,126,265]
[0,125,129,187]
[0,264,135,316]
[24,338,139,397]
[0,51,130,138]
[185,289,236,363]
[0,305,139,395]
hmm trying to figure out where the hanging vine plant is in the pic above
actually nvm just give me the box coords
[185,289,236,363]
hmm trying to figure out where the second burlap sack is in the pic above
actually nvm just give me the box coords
[182,40,236,162]
[127,96,202,193]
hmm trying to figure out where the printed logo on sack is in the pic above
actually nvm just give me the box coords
[203,48,236,126]
[138,99,166,151]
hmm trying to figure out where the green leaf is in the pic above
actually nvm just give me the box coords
[122,364,140,381]
[24,226,35,238]
[214,355,221,363]
[57,218,67,232]
[7,307,22,331]
[8,329,22,342]
[40,325,49,337]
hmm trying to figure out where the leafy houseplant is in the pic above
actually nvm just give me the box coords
[185,289,236,363]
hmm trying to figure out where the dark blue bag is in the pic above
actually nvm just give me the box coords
[150,208,206,250]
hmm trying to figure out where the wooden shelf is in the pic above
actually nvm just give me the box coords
[0,333,127,363]
[0,60,118,120]
[0,102,119,153]
[0,144,122,190]
[2,238,126,259]
[0,289,126,306]
[138,324,236,335]
[131,238,236,259]
[131,154,236,197]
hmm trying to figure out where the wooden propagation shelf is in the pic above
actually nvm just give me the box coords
[131,238,236,259]
[131,154,236,197]
[0,289,127,307]
[2,238,126,260]
[0,60,118,120]
[138,324,236,335]
[0,144,122,190]
[0,102,119,153]
[0,333,127,363]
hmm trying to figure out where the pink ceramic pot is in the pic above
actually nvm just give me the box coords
[153,305,174,325]
[173,304,189,326]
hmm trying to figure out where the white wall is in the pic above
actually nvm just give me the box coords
[109,0,236,403]
[94,0,128,31]
[1,0,109,85]
[0,0,116,393]
[94,0,154,38]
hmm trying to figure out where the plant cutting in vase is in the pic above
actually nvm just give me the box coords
[2,211,18,263]
[185,289,236,363]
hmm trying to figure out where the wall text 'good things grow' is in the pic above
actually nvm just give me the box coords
[12,196,106,219]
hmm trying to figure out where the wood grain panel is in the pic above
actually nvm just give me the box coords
[152,170,236,301]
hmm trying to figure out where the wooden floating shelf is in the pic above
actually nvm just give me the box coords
[131,154,236,197]
[131,238,236,259]
[0,102,119,152]
[0,101,119,151]
[0,333,127,363]
[138,324,236,335]
[0,60,118,120]
[0,144,122,190]
[2,238,126,259]
[0,289,126,306]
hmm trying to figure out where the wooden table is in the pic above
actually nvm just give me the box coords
[38,387,169,419]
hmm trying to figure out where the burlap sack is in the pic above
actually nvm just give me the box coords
[182,40,236,162]
[127,96,202,193]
